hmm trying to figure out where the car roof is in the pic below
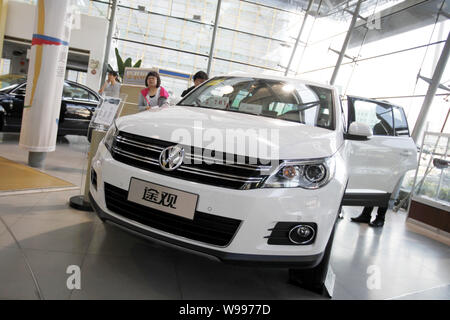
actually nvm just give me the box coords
[221,72,336,90]
[7,78,101,100]
[346,94,403,109]
[64,79,101,99]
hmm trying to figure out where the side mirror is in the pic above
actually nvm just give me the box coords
[345,122,373,140]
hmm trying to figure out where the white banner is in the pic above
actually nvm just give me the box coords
[19,0,73,152]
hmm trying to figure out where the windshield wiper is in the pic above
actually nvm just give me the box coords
[296,100,321,112]
[178,99,209,109]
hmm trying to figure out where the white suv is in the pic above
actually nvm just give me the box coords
[89,75,417,288]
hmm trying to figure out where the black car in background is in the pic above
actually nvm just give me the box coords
[0,75,101,136]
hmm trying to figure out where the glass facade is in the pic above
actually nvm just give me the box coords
[412,132,450,204]
[7,0,450,133]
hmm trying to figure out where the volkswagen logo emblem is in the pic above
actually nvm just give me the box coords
[159,145,185,171]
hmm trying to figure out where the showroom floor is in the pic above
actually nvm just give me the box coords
[0,133,449,300]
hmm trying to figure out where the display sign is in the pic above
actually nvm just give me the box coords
[204,96,229,109]
[93,97,122,126]
[122,67,158,86]
[239,103,262,115]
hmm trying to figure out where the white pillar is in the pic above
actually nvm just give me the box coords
[19,0,73,167]
[411,31,450,143]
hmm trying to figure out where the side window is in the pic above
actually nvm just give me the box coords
[393,107,410,136]
[63,83,91,101]
[89,92,99,103]
[13,84,27,96]
[353,100,394,136]
[340,97,348,132]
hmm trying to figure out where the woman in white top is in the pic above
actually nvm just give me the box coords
[99,71,121,98]
[138,71,169,111]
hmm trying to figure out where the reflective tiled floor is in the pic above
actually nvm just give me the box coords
[0,133,449,300]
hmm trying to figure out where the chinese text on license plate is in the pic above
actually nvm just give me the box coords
[127,178,198,220]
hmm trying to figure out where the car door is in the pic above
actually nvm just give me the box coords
[5,82,27,129]
[60,82,98,135]
[343,96,418,207]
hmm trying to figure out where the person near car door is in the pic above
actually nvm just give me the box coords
[351,206,387,227]
[138,71,169,111]
[181,71,208,98]
[99,71,121,98]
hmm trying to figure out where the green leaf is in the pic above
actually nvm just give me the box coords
[124,58,132,68]
[133,60,142,68]
[115,48,124,78]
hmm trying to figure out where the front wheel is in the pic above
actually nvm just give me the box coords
[288,224,336,294]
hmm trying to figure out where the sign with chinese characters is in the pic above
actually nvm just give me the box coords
[204,96,229,109]
[122,67,158,86]
[127,178,198,220]
[239,103,262,115]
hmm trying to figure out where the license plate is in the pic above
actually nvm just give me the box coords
[127,178,198,220]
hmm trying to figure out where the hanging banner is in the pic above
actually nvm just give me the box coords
[19,0,73,152]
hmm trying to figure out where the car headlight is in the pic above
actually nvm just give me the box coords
[263,156,335,189]
[104,122,118,153]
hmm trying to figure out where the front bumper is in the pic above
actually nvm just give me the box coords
[90,192,324,267]
[90,142,347,267]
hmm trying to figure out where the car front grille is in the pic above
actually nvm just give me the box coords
[104,183,242,247]
[110,131,276,190]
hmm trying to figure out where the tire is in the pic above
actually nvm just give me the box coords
[288,223,336,293]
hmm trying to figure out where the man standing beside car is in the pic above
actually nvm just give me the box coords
[351,206,387,227]
[181,71,208,97]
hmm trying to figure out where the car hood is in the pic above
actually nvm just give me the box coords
[116,106,342,160]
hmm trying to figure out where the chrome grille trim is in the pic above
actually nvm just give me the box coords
[112,132,275,189]
[115,136,164,153]
[113,147,160,166]
[113,146,264,183]
[184,153,273,173]
[115,133,273,173]
[178,165,263,182]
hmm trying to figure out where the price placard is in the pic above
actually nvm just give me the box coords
[93,97,122,126]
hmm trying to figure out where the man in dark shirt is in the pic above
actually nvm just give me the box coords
[181,71,209,97]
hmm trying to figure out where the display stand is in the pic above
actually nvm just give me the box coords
[69,93,128,211]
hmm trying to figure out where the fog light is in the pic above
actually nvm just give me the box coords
[288,224,315,244]
[90,168,97,191]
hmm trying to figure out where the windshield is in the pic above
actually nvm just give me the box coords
[179,76,335,130]
[0,75,26,92]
